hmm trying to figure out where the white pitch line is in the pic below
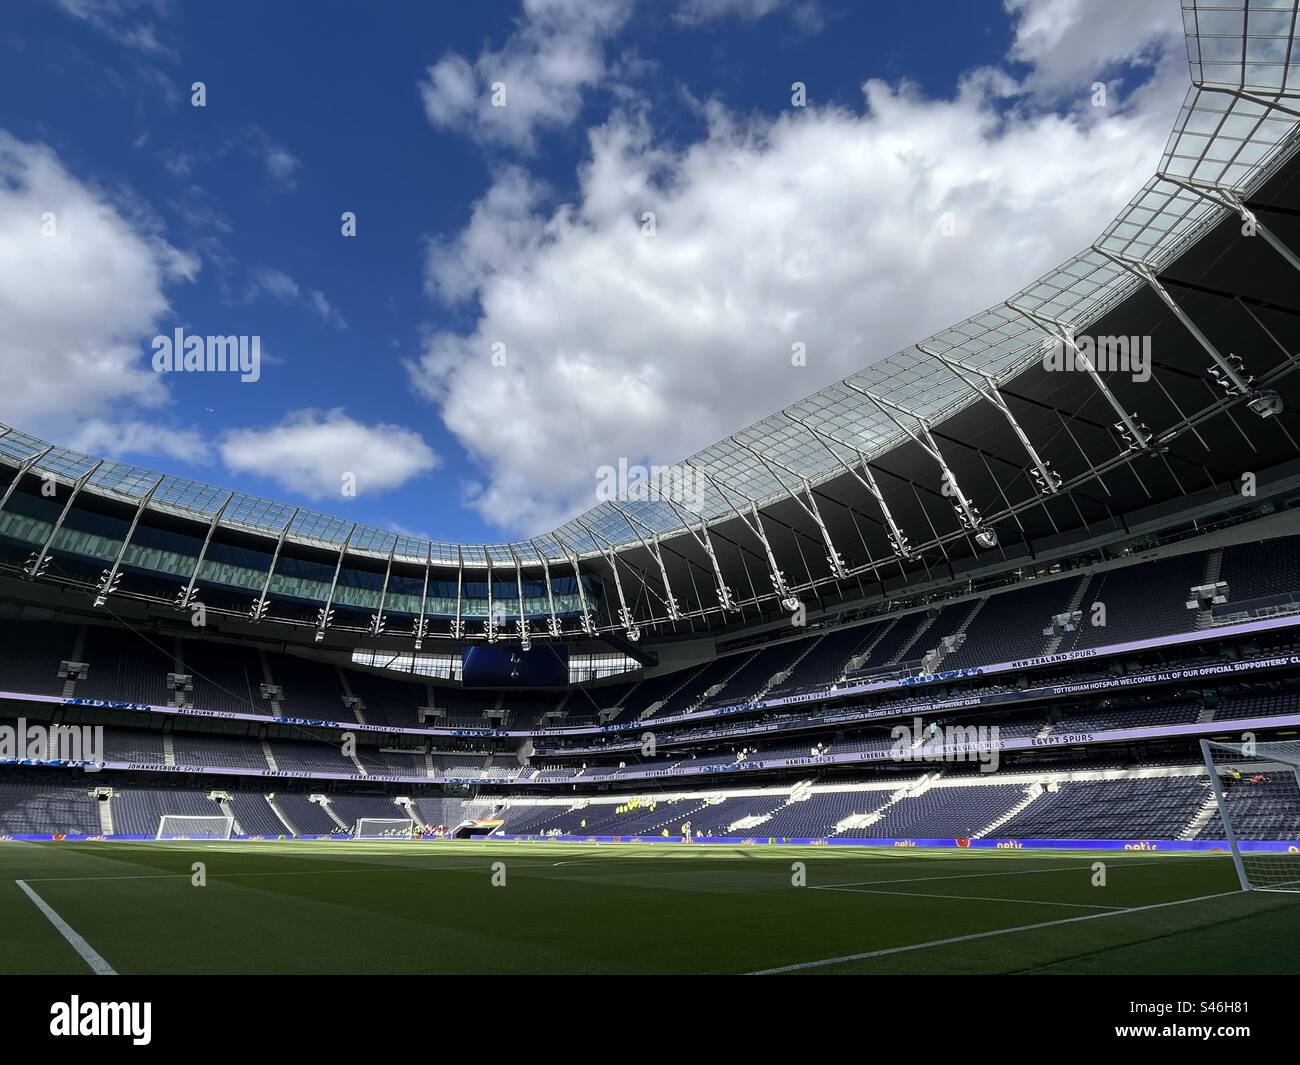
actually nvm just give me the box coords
[811,884,1125,910]
[14,879,117,976]
[748,890,1239,975]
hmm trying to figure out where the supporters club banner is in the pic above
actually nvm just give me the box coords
[5,709,1300,787]
[0,645,1295,753]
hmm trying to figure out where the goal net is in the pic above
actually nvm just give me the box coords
[353,817,415,841]
[1200,739,1300,892]
[156,814,234,841]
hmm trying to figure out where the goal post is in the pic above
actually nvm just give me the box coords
[353,817,416,841]
[156,814,234,841]
[1200,738,1300,892]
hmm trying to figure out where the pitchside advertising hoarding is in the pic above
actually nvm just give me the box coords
[3,831,1295,852]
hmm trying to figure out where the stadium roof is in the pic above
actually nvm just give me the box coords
[2,0,1300,644]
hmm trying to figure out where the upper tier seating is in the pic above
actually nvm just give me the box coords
[1057,553,1205,652]
[939,578,1081,670]
[1219,535,1300,604]
[76,626,173,706]
[181,638,268,716]
[0,619,77,696]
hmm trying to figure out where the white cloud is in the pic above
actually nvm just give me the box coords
[54,0,172,56]
[237,125,301,189]
[419,0,635,152]
[243,268,347,329]
[409,5,1192,536]
[307,290,348,330]
[674,0,820,28]
[246,266,300,302]
[0,131,198,438]
[1006,0,1186,97]
[219,409,439,501]
[69,419,211,465]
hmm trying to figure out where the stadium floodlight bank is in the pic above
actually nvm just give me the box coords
[1201,739,1300,893]
[353,818,416,840]
[156,815,234,841]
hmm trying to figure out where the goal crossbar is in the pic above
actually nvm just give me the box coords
[156,814,234,841]
[352,817,416,840]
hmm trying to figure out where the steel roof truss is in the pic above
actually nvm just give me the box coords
[177,490,234,612]
[250,508,298,622]
[26,460,103,581]
[915,342,1062,495]
[95,475,164,608]
[314,523,357,643]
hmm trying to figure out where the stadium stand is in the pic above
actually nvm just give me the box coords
[75,626,174,706]
[0,619,77,696]
[0,777,101,835]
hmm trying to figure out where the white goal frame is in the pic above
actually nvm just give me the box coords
[352,817,416,840]
[156,814,234,841]
[1200,738,1300,893]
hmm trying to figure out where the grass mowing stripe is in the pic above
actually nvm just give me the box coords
[747,890,1240,975]
[811,885,1126,910]
[14,879,117,975]
[813,858,1185,890]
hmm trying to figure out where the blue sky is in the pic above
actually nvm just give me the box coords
[0,0,1188,544]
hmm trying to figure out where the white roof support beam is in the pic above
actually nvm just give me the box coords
[95,475,164,607]
[26,460,103,580]
[368,540,397,637]
[731,437,848,579]
[841,381,997,548]
[250,508,298,622]
[509,547,531,649]
[660,494,737,611]
[574,518,640,640]
[0,445,55,517]
[413,543,432,649]
[529,540,565,638]
[314,523,357,643]
[784,413,913,560]
[450,547,465,640]
[1093,243,1283,419]
[552,533,597,635]
[687,463,799,607]
[484,552,498,643]
[1204,85,1300,122]
[178,491,234,611]
[914,343,1062,495]
[1007,300,1156,453]
[605,502,682,620]
[1161,174,1300,277]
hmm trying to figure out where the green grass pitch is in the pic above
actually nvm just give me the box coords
[3,840,1299,974]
